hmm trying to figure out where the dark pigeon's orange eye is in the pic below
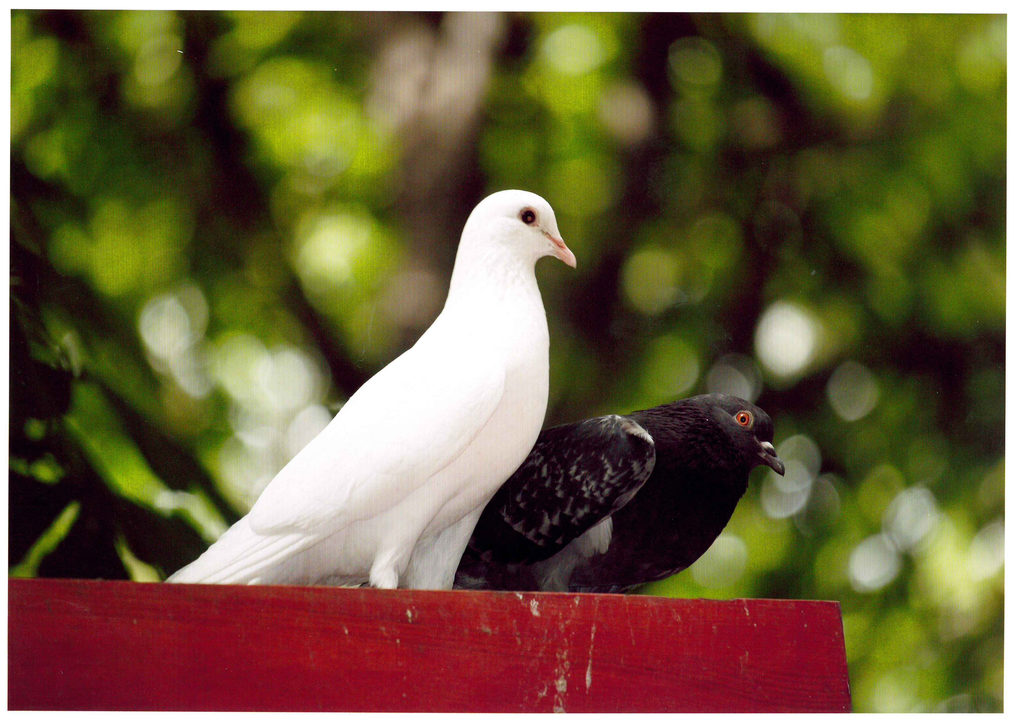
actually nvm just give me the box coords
[735,410,753,428]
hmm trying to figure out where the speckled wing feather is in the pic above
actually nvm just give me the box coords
[467,414,656,565]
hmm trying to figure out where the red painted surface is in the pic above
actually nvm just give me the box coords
[8,578,851,712]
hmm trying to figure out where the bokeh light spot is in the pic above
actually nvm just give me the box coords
[285,404,333,460]
[541,24,606,76]
[823,45,874,102]
[255,346,326,415]
[294,208,375,298]
[668,36,723,89]
[755,300,821,379]
[967,519,1003,581]
[761,466,811,519]
[827,359,880,421]
[134,33,183,87]
[690,533,747,588]
[883,485,939,553]
[622,246,682,315]
[955,19,1006,95]
[598,81,654,146]
[211,332,270,405]
[705,354,761,402]
[139,294,193,361]
[850,533,901,592]
[760,436,820,521]
[777,433,823,477]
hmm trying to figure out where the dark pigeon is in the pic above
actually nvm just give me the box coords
[455,393,785,593]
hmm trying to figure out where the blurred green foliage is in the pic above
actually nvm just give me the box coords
[10,11,1004,711]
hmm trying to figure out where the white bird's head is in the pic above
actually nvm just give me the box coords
[460,190,577,270]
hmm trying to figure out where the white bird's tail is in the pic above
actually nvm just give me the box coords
[166,517,315,585]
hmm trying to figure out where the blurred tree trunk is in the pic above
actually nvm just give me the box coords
[370,12,507,346]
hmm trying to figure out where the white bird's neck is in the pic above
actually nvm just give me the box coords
[444,243,543,313]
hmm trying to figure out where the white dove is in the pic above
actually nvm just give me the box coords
[167,190,576,590]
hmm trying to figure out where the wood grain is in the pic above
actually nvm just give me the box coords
[8,578,851,711]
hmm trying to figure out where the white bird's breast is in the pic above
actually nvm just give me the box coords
[415,294,551,535]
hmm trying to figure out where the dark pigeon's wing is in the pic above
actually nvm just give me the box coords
[467,414,657,565]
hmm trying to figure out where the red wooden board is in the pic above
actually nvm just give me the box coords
[8,578,850,712]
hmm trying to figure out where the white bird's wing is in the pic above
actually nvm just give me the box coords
[246,338,506,537]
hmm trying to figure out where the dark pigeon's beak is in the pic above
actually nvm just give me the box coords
[757,440,785,475]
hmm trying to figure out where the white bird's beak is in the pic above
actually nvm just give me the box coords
[546,232,577,268]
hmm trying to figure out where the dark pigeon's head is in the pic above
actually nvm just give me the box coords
[688,393,785,476]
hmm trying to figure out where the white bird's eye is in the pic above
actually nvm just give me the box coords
[520,208,537,225]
